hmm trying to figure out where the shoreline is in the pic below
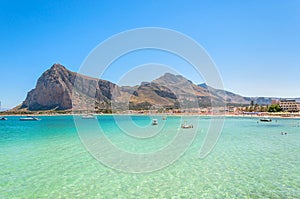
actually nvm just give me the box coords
[1,113,300,119]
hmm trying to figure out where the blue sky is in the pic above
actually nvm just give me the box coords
[0,0,300,108]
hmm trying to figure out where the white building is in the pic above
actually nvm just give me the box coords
[279,99,299,112]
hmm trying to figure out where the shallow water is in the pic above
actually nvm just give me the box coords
[0,115,299,198]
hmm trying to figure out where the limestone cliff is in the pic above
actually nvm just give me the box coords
[21,64,120,110]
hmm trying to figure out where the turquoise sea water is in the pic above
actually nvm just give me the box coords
[0,115,300,198]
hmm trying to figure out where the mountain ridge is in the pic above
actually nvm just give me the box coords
[15,64,290,111]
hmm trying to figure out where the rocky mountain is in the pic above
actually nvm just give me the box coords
[153,73,223,107]
[18,64,274,111]
[124,82,177,108]
[198,83,251,105]
[20,64,122,111]
[198,83,273,105]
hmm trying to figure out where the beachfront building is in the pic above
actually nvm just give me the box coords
[297,103,300,111]
[279,99,299,112]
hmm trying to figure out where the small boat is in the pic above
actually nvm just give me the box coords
[162,116,167,120]
[82,114,96,119]
[181,121,193,129]
[260,117,272,122]
[152,119,158,125]
[0,117,7,120]
[19,116,41,121]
